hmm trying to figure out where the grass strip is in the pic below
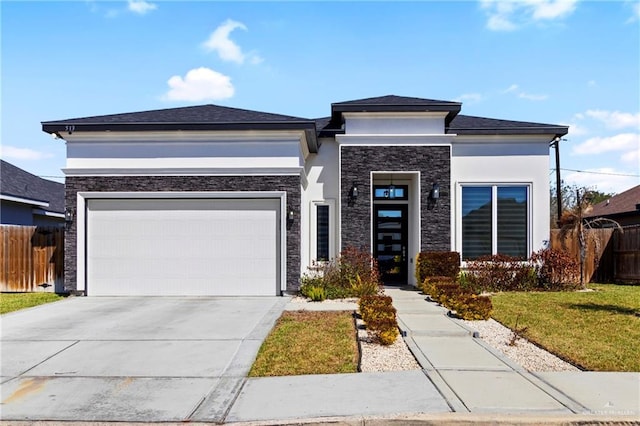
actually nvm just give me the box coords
[491,283,640,372]
[1,292,65,314]
[249,310,359,377]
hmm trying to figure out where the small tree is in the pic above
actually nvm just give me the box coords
[558,188,622,289]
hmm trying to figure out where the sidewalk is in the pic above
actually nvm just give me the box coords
[227,287,639,424]
[388,286,640,417]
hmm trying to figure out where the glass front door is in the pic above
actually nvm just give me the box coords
[374,204,408,285]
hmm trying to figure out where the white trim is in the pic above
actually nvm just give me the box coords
[76,191,287,295]
[342,111,449,120]
[309,199,336,263]
[456,182,532,262]
[336,136,456,145]
[32,209,65,218]
[0,194,49,208]
[65,129,309,142]
[63,167,303,177]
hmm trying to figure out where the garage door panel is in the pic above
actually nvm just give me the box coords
[87,198,280,296]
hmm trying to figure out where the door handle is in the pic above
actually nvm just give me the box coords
[402,246,406,261]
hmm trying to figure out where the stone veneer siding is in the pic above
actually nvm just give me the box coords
[340,145,450,252]
[64,175,300,295]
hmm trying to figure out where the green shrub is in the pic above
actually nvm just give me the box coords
[415,251,461,283]
[433,282,463,305]
[464,254,538,292]
[421,275,456,297]
[530,248,580,290]
[301,247,382,299]
[448,293,493,320]
[358,295,398,345]
[306,286,326,302]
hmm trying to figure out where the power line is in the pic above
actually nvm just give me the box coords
[551,168,640,178]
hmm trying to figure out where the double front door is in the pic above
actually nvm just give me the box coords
[373,205,408,285]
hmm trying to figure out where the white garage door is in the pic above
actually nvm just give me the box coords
[86,198,280,296]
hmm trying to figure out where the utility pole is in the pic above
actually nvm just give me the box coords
[552,136,563,226]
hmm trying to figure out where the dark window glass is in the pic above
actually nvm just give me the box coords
[497,186,528,259]
[316,205,329,261]
[462,186,492,260]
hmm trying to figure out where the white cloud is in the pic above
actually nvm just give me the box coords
[0,145,54,161]
[530,0,578,20]
[518,92,548,101]
[202,19,262,65]
[563,168,638,195]
[563,122,589,136]
[454,93,484,104]
[587,80,597,87]
[626,1,640,23]
[585,109,640,130]
[127,0,157,15]
[502,83,548,101]
[620,147,639,164]
[503,83,519,93]
[572,133,640,155]
[163,67,234,102]
[480,0,578,31]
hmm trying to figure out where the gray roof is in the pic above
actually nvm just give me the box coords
[0,160,64,213]
[449,114,568,135]
[41,95,568,140]
[42,104,317,136]
[332,95,461,107]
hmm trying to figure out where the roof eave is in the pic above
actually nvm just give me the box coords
[41,121,319,153]
[448,126,569,136]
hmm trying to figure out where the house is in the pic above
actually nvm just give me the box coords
[0,160,65,226]
[41,95,568,296]
[584,185,640,227]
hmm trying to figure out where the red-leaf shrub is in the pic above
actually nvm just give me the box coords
[530,248,580,290]
[415,251,461,284]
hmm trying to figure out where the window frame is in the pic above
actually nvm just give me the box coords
[310,199,336,263]
[458,183,531,261]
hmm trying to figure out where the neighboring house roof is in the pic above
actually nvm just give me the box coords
[41,95,568,142]
[0,160,64,213]
[585,185,640,220]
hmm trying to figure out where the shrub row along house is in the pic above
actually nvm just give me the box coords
[42,95,568,296]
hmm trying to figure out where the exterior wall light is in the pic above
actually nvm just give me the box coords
[430,183,440,200]
[65,208,74,223]
[349,183,359,201]
[288,209,294,223]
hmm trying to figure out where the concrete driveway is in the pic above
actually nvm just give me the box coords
[1,296,288,422]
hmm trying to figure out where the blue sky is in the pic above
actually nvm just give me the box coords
[2,0,639,194]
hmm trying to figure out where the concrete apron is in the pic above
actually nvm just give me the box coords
[386,287,640,417]
[0,296,289,423]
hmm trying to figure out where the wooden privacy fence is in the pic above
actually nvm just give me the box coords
[0,225,64,292]
[550,226,640,284]
[613,225,640,283]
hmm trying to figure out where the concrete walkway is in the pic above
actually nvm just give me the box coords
[388,286,640,417]
[229,288,639,424]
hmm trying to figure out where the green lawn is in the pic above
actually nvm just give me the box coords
[1,292,65,314]
[249,310,359,377]
[491,284,640,371]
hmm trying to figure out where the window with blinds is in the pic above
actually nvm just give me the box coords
[461,185,529,260]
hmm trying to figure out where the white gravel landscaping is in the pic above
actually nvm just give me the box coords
[287,295,580,373]
[456,318,581,372]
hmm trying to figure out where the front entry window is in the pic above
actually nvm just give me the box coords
[461,185,529,260]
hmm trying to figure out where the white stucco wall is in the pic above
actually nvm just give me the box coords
[451,136,552,258]
[300,138,340,273]
[343,112,448,135]
[63,131,307,175]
